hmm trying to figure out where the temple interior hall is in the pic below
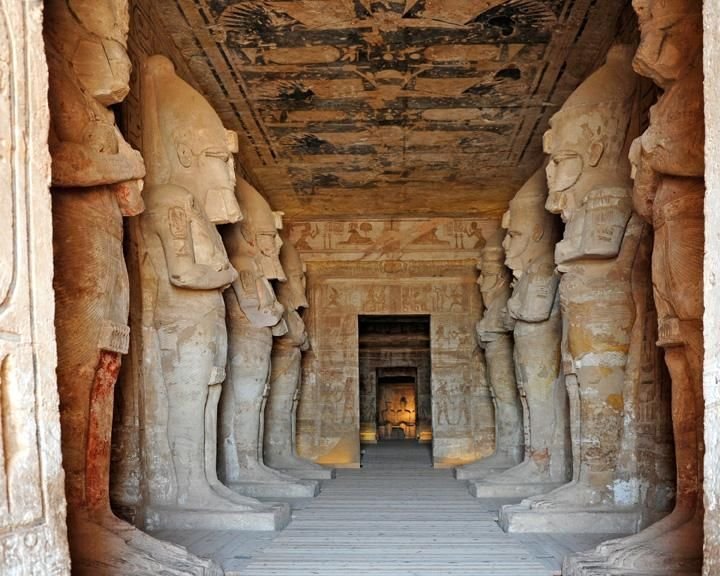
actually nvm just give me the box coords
[4,0,720,574]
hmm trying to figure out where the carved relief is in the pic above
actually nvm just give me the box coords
[0,2,70,573]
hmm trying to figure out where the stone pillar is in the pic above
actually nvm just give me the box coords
[470,168,570,500]
[44,1,227,571]
[219,178,320,499]
[566,1,706,572]
[0,2,70,573]
[501,46,649,535]
[455,229,523,480]
[137,55,287,531]
[704,2,720,573]
[264,238,335,480]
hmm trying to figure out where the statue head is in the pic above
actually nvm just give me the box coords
[141,55,242,224]
[45,0,132,105]
[478,229,511,308]
[276,236,309,311]
[235,178,287,281]
[544,45,637,223]
[633,0,702,88]
[629,137,661,222]
[502,167,557,278]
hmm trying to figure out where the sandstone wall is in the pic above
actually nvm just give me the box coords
[0,1,70,573]
[290,217,497,467]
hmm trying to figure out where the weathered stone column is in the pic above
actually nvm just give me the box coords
[264,238,335,480]
[0,2,70,573]
[470,168,570,500]
[219,179,320,499]
[455,230,523,480]
[137,55,288,531]
[500,46,648,535]
[566,1,706,572]
[704,2,720,574]
[45,2,226,571]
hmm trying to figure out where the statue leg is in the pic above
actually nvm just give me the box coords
[598,335,703,573]
[456,336,523,480]
[53,191,221,575]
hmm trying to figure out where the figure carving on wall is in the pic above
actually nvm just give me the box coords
[502,46,649,531]
[456,229,524,480]
[138,54,288,531]
[263,238,335,480]
[45,2,224,570]
[471,168,569,499]
[339,222,374,245]
[566,2,705,572]
[220,178,320,498]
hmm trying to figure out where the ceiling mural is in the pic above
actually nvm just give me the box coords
[151,0,630,218]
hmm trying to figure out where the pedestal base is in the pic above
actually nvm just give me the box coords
[499,503,639,534]
[228,479,320,498]
[455,462,516,481]
[279,466,335,480]
[145,503,290,532]
[469,480,565,499]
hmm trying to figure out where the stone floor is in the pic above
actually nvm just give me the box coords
[153,442,616,575]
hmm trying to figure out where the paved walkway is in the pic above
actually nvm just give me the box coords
[238,441,553,576]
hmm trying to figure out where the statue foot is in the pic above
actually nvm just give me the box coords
[523,480,611,510]
[595,503,696,557]
[183,482,270,512]
[238,459,307,484]
[455,451,521,479]
[69,511,222,576]
[268,453,328,471]
[607,516,703,574]
[483,457,552,485]
[208,477,278,507]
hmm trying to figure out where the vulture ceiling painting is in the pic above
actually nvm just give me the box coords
[152,0,631,218]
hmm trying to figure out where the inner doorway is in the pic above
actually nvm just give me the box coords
[358,315,431,445]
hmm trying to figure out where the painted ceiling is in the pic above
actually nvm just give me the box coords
[153,0,631,219]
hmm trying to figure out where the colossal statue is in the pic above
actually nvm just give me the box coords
[263,238,335,480]
[46,1,225,571]
[138,54,288,531]
[566,1,705,572]
[220,179,320,498]
[501,45,649,534]
[455,230,523,480]
[471,168,570,499]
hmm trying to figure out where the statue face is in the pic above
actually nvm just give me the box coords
[543,126,589,223]
[255,231,285,281]
[478,260,505,304]
[633,0,702,87]
[502,211,532,276]
[176,128,240,223]
[66,0,132,105]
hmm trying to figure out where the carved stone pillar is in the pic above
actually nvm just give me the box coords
[566,1,706,571]
[137,55,288,531]
[471,168,570,500]
[0,2,70,573]
[455,229,523,480]
[264,238,335,480]
[219,178,320,498]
